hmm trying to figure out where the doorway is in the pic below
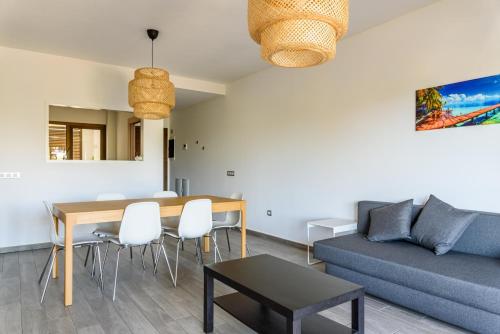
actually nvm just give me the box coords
[163,128,169,190]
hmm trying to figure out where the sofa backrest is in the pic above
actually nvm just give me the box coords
[358,201,500,258]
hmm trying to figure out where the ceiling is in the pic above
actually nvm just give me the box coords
[1,0,438,84]
[0,0,438,110]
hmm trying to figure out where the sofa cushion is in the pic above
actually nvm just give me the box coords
[411,195,478,255]
[314,233,500,315]
[367,199,413,242]
[358,200,500,258]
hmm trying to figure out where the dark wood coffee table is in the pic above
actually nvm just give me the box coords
[203,254,364,334]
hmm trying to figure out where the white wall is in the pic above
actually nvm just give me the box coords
[171,0,500,244]
[0,46,164,248]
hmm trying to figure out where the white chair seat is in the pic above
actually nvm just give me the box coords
[164,230,181,239]
[212,220,237,229]
[53,234,103,247]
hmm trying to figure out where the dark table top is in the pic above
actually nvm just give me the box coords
[205,254,363,316]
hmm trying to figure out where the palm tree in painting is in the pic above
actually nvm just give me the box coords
[416,87,444,122]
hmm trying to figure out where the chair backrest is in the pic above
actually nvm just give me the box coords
[43,201,58,244]
[224,192,243,226]
[153,191,178,198]
[178,199,213,239]
[96,193,126,201]
[119,202,161,245]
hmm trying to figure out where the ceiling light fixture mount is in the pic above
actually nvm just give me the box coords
[128,28,175,120]
[248,0,349,68]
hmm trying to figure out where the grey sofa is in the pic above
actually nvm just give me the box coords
[314,201,500,334]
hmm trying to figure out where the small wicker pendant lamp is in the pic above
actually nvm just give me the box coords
[128,29,175,120]
[248,0,349,68]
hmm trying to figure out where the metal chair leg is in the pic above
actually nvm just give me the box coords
[213,231,217,262]
[84,245,91,267]
[40,248,57,303]
[160,242,175,287]
[194,238,200,264]
[113,248,121,301]
[150,243,156,269]
[198,238,204,265]
[225,228,231,252]
[38,245,55,284]
[103,242,110,267]
[91,245,96,277]
[181,241,184,251]
[212,236,223,263]
[96,245,104,290]
[154,237,164,275]
[140,245,146,271]
[129,247,133,261]
[174,240,181,287]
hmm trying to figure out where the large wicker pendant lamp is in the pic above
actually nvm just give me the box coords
[128,29,175,120]
[248,0,349,68]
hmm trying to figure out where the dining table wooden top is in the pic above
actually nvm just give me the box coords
[50,195,247,306]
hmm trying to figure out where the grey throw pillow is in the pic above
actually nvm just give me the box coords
[411,195,478,255]
[367,199,413,242]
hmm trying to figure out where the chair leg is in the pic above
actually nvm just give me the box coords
[225,228,231,252]
[84,245,91,267]
[213,231,217,262]
[194,238,200,264]
[150,243,156,269]
[181,241,184,251]
[96,245,104,291]
[212,236,223,263]
[199,238,204,265]
[40,248,57,304]
[103,242,110,267]
[38,245,55,284]
[174,240,181,287]
[113,248,121,301]
[140,245,146,271]
[153,237,164,275]
[129,247,133,261]
[91,245,96,278]
[160,242,175,287]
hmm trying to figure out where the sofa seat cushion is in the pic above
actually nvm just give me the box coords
[314,233,500,315]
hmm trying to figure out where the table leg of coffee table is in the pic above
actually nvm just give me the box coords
[204,270,214,333]
[352,294,365,333]
[286,318,301,334]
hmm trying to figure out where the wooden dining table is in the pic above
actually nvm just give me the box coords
[51,195,247,306]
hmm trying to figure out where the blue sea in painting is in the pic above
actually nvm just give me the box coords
[416,74,500,130]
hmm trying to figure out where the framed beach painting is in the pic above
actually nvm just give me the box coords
[416,74,500,131]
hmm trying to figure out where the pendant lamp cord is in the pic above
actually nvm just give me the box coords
[151,38,154,68]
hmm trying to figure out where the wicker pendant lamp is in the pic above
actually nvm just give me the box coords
[248,0,349,68]
[128,29,175,120]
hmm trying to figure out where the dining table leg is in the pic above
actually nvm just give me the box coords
[64,217,74,306]
[240,202,247,258]
[52,215,59,278]
[203,235,210,253]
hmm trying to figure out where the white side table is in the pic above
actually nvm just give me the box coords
[307,218,358,265]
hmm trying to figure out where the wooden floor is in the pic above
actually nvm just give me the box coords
[0,231,471,334]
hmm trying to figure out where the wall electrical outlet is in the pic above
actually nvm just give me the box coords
[266,210,272,216]
[227,170,235,176]
[0,172,21,179]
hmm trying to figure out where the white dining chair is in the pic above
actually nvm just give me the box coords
[91,193,128,265]
[160,199,221,286]
[39,201,103,303]
[212,192,250,256]
[108,202,174,301]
